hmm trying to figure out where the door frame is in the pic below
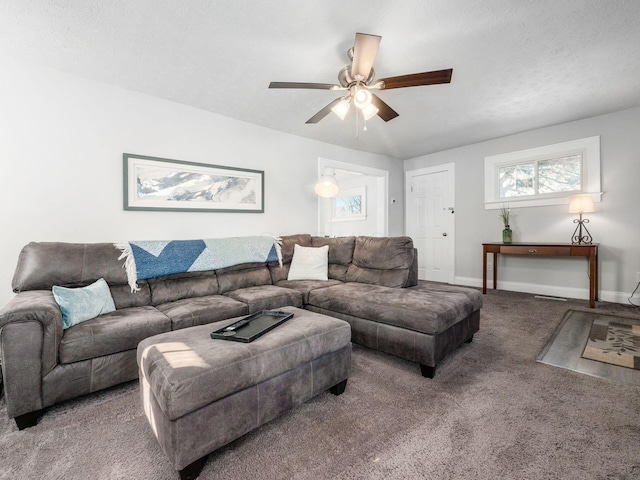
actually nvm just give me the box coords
[405,163,456,284]
[317,158,389,237]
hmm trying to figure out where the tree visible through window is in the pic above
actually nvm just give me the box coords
[484,136,600,210]
[331,186,366,221]
[334,194,362,217]
[498,154,582,198]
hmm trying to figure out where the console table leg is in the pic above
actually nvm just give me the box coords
[492,252,497,289]
[589,251,597,308]
[482,249,487,294]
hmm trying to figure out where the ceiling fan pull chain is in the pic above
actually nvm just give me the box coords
[355,107,359,139]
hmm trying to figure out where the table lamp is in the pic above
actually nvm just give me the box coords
[568,194,595,244]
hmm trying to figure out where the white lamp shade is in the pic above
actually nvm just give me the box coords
[314,174,339,198]
[331,98,351,120]
[361,103,379,120]
[353,88,372,109]
[568,194,595,213]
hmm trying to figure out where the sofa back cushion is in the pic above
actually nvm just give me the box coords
[268,234,313,283]
[12,242,152,309]
[311,236,355,265]
[279,234,313,263]
[148,272,219,306]
[12,242,128,292]
[311,236,355,282]
[216,262,272,294]
[346,236,416,288]
[110,283,152,309]
[268,262,290,284]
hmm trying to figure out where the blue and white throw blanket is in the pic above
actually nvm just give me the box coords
[115,236,282,292]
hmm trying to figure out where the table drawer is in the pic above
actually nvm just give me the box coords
[500,246,571,256]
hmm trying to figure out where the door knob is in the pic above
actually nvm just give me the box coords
[442,233,447,236]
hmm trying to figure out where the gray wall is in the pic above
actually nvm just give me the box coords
[404,107,640,304]
[0,59,404,307]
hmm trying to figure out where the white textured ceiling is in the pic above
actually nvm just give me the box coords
[1,1,639,160]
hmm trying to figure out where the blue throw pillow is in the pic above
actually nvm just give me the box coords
[53,278,116,329]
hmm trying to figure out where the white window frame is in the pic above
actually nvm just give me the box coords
[484,136,602,210]
[331,186,367,222]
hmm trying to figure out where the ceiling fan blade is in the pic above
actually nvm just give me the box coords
[351,33,381,80]
[305,98,343,124]
[269,82,337,90]
[378,68,453,90]
[371,94,399,122]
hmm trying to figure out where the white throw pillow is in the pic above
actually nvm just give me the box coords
[287,244,329,281]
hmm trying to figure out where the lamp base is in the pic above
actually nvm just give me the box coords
[571,216,593,245]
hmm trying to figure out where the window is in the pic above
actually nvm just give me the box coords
[484,136,601,209]
[498,153,582,198]
[331,187,366,222]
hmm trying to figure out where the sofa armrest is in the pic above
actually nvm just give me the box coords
[0,291,64,416]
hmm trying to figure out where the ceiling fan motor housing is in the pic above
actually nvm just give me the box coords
[338,64,375,88]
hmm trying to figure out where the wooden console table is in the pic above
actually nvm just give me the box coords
[482,243,599,308]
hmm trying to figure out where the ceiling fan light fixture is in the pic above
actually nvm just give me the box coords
[331,97,351,120]
[353,87,372,109]
[361,103,379,120]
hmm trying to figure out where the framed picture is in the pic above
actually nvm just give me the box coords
[123,154,264,213]
[331,186,366,222]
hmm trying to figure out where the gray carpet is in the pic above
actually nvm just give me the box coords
[1,290,640,480]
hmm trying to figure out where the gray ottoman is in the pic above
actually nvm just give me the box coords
[137,306,351,480]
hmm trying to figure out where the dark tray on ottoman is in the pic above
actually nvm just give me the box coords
[210,310,294,343]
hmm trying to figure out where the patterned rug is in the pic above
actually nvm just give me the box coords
[582,317,640,370]
[536,309,640,386]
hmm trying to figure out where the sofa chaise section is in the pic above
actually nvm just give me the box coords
[273,235,480,378]
[307,281,481,377]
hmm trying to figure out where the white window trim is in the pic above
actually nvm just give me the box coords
[331,186,367,222]
[484,136,602,210]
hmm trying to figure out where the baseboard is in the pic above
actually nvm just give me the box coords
[453,276,640,306]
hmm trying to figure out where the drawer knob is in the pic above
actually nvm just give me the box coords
[528,249,537,253]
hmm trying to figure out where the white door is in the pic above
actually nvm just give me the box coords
[406,164,455,283]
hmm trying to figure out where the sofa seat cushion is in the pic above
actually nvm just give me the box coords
[275,279,343,304]
[308,282,482,335]
[157,295,248,331]
[224,285,303,313]
[137,306,351,420]
[407,281,483,311]
[59,306,171,364]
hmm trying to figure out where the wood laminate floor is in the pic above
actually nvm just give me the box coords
[537,310,640,386]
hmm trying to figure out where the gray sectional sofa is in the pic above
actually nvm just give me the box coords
[0,234,481,430]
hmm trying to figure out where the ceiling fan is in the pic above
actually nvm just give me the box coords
[269,32,453,125]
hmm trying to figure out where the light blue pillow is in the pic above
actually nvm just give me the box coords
[52,278,116,329]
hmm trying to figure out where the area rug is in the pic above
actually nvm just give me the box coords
[536,309,640,386]
[582,318,640,369]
